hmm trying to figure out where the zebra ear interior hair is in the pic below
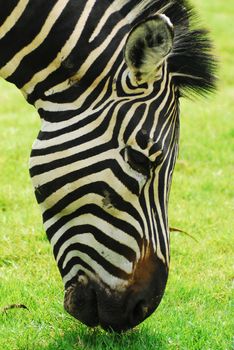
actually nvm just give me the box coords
[124,14,174,84]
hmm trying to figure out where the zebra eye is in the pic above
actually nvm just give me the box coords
[125,146,151,177]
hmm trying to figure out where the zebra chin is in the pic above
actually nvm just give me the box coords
[63,255,168,332]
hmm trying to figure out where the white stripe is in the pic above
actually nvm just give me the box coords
[22,0,97,94]
[0,0,70,79]
[89,0,127,42]
[62,264,91,286]
[57,233,133,274]
[36,90,113,133]
[153,191,167,265]
[31,101,115,152]
[149,65,172,141]
[42,192,143,239]
[49,213,141,258]
[0,0,29,40]
[32,0,156,106]
[62,256,128,290]
[117,72,168,147]
[171,72,204,81]
[39,28,128,105]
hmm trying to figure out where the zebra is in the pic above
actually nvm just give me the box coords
[0,0,216,332]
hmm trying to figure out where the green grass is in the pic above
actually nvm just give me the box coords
[0,1,233,349]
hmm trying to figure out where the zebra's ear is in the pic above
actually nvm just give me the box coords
[124,15,174,84]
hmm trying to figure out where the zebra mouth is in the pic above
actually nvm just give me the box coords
[64,273,99,328]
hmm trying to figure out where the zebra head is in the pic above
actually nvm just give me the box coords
[0,0,216,332]
[33,14,176,332]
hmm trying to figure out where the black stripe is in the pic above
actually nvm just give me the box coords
[140,67,169,135]
[8,1,86,88]
[0,1,56,69]
[0,0,19,27]
[62,256,95,289]
[37,99,114,123]
[26,3,125,102]
[30,140,117,176]
[149,173,167,259]
[42,181,143,226]
[37,108,107,140]
[34,160,140,203]
[152,87,176,141]
[46,204,143,249]
[123,103,147,143]
[58,242,130,280]
[54,224,136,264]
[30,102,119,156]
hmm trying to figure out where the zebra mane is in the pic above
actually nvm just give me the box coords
[125,0,217,96]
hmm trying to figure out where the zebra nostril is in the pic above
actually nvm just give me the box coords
[129,298,149,326]
[132,300,144,321]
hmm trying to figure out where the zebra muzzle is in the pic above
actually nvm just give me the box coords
[63,256,168,332]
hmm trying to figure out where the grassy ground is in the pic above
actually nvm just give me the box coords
[0,1,233,349]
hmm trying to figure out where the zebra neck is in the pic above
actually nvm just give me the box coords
[0,1,165,107]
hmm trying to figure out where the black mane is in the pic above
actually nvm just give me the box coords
[165,1,217,96]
